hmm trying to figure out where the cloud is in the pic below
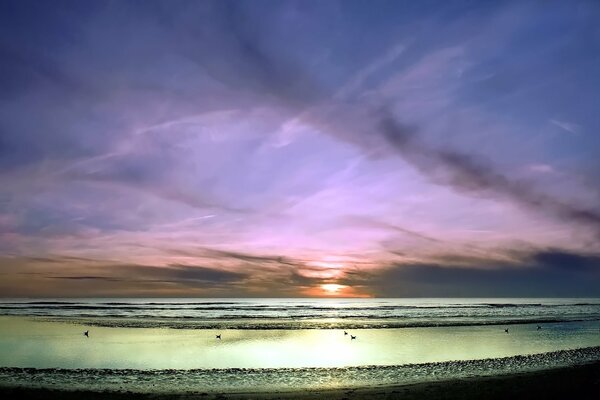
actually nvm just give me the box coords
[340,215,442,243]
[0,256,251,297]
[51,276,121,282]
[549,119,580,135]
[190,248,302,267]
[87,263,250,286]
[1,246,599,297]
[175,2,600,239]
[531,249,600,272]
[343,248,600,297]
[527,164,555,174]
[377,112,600,237]
[161,264,249,284]
[0,1,599,298]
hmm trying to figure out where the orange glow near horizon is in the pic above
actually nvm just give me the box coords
[311,284,371,298]
[297,280,375,297]
[321,283,346,294]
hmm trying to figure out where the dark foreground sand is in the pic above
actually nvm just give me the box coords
[2,361,599,400]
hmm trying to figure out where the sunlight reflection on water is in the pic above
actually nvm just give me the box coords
[1,316,599,369]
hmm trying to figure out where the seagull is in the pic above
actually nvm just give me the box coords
[216,334,221,340]
[350,335,357,340]
[504,329,509,334]
[344,331,348,336]
[84,330,89,338]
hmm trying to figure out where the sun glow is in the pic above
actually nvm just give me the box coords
[320,283,347,294]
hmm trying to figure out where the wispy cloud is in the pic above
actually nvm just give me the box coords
[549,119,581,135]
[0,0,599,296]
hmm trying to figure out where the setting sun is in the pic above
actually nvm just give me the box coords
[320,283,347,294]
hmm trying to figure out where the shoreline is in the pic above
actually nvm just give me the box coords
[2,347,600,395]
[25,315,600,330]
[1,361,599,399]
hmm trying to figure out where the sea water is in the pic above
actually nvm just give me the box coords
[0,298,599,392]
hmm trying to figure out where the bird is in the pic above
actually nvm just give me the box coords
[344,331,348,336]
[216,334,221,340]
[504,329,509,334]
[83,330,89,338]
[537,325,542,330]
[350,335,357,340]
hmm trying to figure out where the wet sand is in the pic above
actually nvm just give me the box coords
[2,361,599,400]
[1,347,599,393]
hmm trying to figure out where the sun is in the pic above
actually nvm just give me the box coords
[320,283,347,295]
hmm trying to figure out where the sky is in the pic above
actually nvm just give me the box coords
[0,0,599,298]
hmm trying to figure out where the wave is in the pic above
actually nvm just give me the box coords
[1,303,598,311]
[2,299,598,331]
[35,315,600,330]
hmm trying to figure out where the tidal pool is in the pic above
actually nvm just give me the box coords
[1,316,599,369]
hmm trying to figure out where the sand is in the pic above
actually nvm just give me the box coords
[1,361,599,399]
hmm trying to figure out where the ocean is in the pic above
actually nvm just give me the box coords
[1,298,599,392]
[2,298,600,329]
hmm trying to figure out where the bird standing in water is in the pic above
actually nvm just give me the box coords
[216,334,221,340]
[84,330,89,337]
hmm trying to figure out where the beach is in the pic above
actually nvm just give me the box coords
[1,299,599,397]
[2,361,599,399]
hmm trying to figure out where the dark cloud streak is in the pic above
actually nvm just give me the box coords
[341,248,600,297]
[378,112,600,237]
[190,3,600,239]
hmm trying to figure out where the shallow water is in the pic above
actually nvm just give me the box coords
[1,316,599,369]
